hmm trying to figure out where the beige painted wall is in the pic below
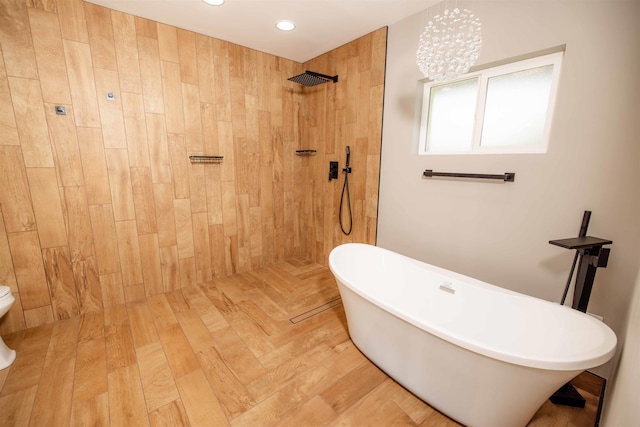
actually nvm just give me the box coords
[602,263,640,425]
[378,0,640,386]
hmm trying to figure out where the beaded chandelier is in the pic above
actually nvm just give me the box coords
[416,7,482,82]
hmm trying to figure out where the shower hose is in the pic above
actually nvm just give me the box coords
[339,147,353,235]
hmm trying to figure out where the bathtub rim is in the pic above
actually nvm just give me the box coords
[329,243,617,372]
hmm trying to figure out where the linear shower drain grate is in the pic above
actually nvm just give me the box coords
[288,297,342,324]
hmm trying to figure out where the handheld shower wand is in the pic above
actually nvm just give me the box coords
[560,211,591,305]
[339,146,352,235]
[345,146,351,169]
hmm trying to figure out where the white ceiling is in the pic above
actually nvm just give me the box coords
[85,0,435,63]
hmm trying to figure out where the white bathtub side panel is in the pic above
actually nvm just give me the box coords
[329,243,617,371]
[339,283,581,427]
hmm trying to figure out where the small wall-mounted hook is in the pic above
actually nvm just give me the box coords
[55,106,67,115]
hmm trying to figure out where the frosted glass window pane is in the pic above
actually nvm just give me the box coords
[426,77,478,153]
[480,65,554,147]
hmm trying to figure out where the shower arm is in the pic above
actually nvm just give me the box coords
[306,71,338,83]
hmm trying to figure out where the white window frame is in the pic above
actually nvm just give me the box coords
[418,51,563,155]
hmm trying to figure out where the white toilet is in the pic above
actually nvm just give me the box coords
[0,286,16,370]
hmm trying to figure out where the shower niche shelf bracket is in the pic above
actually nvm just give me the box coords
[189,155,223,164]
[295,150,317,156]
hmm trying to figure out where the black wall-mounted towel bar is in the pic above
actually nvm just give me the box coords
[423,170,515,182]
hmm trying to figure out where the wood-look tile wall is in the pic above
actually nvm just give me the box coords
[298,28,387,265]
[0,0,386,334]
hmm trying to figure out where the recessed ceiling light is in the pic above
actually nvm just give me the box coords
[202,0,224,5]
[276,20,296,31]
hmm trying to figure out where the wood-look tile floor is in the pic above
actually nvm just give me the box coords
[0,258,599,426]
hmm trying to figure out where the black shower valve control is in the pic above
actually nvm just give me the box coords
[329,161,339,181]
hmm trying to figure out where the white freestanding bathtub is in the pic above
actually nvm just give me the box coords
[328,243,617,427]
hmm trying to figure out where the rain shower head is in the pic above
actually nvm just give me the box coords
[288,71,338,86]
